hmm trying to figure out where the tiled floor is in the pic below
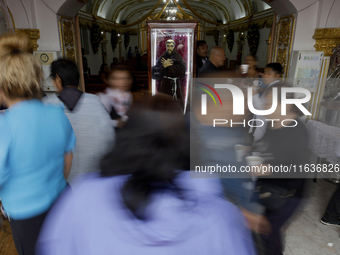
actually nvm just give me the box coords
[0,217,17,255]
[283,179,339,255]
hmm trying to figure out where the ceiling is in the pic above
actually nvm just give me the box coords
[82,0,271,28]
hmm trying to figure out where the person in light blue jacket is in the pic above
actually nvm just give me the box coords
[0,32,76,255]
[36,94,256,255]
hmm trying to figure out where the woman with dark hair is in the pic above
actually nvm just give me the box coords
[97,63,110,85]
[36,94,256,255]
[196,40,208,76]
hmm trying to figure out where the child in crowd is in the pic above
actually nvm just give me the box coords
[98,66,133,128]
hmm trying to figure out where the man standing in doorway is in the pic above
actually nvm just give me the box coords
[197,46,226,77]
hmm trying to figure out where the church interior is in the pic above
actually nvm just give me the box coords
[1,0,340,254]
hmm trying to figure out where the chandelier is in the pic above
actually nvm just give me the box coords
[163,0,177,20]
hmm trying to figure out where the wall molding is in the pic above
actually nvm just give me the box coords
[313,28,340,57]
[14,29,40,51]
[59,16,78,63]
[272,15,295,78]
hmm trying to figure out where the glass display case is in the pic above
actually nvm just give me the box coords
[147,21,198,113]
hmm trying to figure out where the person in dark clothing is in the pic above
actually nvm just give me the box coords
[197,46,226,77]
[245,82,309,255]
[321,185,340,227]
[110,57,119,70]
[127,47,133,59]
[152,39,186,102]
[97,63,110,85]
[195,40,208,76]
[49,59,83,111]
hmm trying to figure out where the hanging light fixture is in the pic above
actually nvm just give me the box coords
[165,0,177,20]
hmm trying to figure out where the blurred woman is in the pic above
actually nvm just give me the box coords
[97,63,110,85]
[0,32,76,255]
[247,82,309,254]
[36,94,256,255]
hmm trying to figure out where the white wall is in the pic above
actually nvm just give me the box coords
[225,31,239,66]
[34,0,61,51]
[205,35,215,55]
[8,0,63,51]
[289,0,318,12]
[7,0,35,29]
[317,0,334,28]
[323,0,340,28]
[292,1,319,51]
[256,0,271,11]
[255,27,271,68]
[8,0,89,52]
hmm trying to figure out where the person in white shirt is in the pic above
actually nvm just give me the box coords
[251,63,283,141]
[98,66,133,129]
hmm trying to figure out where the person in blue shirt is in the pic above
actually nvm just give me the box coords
[0,32,76,255]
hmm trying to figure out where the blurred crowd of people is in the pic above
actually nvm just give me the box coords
[0,32,338,255]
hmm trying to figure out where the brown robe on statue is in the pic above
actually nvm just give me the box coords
[153,49,186,102]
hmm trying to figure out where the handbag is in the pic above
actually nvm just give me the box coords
[255,184,296,212]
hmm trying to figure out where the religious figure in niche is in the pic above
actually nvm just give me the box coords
[152,39,186,104]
